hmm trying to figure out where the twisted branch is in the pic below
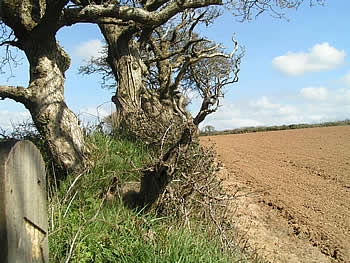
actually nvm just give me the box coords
[0,85,31,105]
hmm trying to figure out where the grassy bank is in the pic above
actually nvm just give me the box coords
[48,133,246,262]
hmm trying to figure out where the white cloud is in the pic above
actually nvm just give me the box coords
[340,70,350,87]
[0,103,116,133]
[197,97,301,130]
[77,103,115,125]
[198,104,264,131]
[251,96,298,116]
[334,87,350,104]
[278,105,298,116]
[251,96,277,110]
[0,110,32,131]
[300,87,328,101]
[272,43,345,76]
[196,100,258,130]
[196,89,350,131]
[73,39,104,60]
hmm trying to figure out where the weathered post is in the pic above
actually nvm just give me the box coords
[0,140,48,262]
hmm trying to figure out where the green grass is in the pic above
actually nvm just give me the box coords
[48,133,238,262]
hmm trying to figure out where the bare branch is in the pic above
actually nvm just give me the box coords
[61,0,222,27]
[190,37,243,125]
[228,0,325,21]
[0,85,31,105]
[0,21,23,77]
[78,55,116,89]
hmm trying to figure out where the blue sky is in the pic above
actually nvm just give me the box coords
[1,1,349,130]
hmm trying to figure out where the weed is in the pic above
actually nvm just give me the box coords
[48,133,241,262]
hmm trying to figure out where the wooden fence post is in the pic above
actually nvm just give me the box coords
[0,140,48,263]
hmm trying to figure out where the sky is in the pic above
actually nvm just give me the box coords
[1,1,349,131]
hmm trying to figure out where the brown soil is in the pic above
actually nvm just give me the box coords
[201,126,350,263]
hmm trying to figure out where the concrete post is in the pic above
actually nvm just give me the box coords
[0,140,48,263]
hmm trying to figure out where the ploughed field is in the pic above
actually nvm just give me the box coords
[201,126,350,262]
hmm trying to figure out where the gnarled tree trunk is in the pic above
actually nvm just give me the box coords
[100,24,144,123]
[24,37,90,172]
[0,0,91,173]
[99,24,198,207]
[99,24,191,145]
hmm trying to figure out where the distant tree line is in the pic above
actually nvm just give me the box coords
[200,119,350,136]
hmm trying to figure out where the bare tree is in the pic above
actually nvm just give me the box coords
[75,0,322,205]
[0,0,323,176]
[75,8,241,206]
[80,8,242,141]
[0,0,92,173]
[203,125,216,135]
[0,0,224,173]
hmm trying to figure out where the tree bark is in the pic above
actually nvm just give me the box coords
[99,23,199,208]
[99,24,188,144]
[99,24,144,118]
[0,0,91,173]
[24,37,90,172]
